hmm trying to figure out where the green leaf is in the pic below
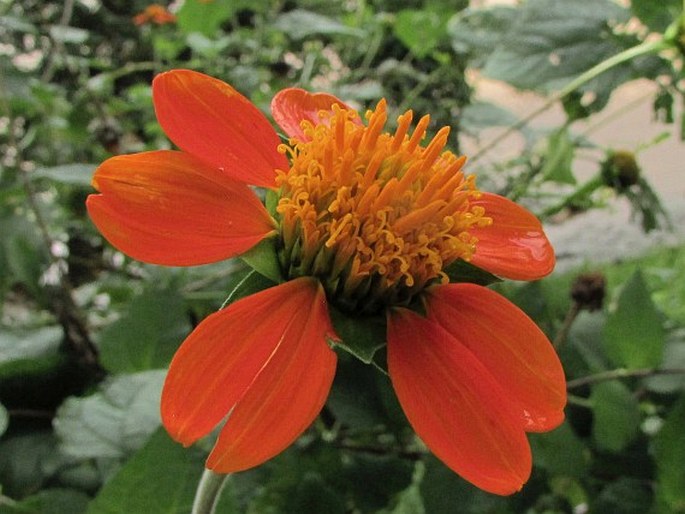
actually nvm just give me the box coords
[419,456,512,513]
[0,489,90,514]
[459,101,531,142]
[285,474,347,514]
[274,9,364,40]
[53,370,165,461]
[86,429,206,514]
[394,10,445,58]
[222,268,277,307]
[541,127,577,184]
[603,270,665,369]
[568,311,610,373]
[0,15,38,33]
[0,431,57,498]
[343,453,414,513]
[530,421,588,477]
[443,259,501,286]
[591,380,641,452]
[32,164,96,187]
[0,216,48,302]
[335,81,384,102]
[644,336,685,393]
[185,33,230,58]
[0,326,65,380]
[482,0,630,91]
[176,0,236,37]
[98,286,190,373]
[385,468,425,514]
[591,477,654,514]
[630,0,681,32]
[447,6,517,63]
[48,26,89,44]
[327,355,389,429]
[240,236,283,283]
[654,397,685,512]
[329,308,386,364]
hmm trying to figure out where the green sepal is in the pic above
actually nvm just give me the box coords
[265,187,280,217]
[240,236,283,284]
[222,268,278,308]
[328,307,387,364]
[443,259,502,286]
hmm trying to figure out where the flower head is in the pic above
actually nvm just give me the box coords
[276,99,490,313]
[87,69,566,495]
[132,4,177,26]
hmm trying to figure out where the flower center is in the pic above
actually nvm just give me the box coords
[275,100,491,314]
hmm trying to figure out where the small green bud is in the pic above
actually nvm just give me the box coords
[600,150,641,190]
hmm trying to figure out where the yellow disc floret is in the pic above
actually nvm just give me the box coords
[275,100,491,313]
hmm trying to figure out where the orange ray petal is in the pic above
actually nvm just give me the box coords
[206,280,337,472]
[271,87,360,141]
[427,284,566,432]
[87,150,274,266]
[152,69,287,188]
[469,193,555,280]
[387,308,532,495]
[161,278,336,449]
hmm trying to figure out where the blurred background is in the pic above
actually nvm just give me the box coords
[1,1,684,513]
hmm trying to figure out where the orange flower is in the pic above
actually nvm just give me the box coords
[132,4,176,26]
[87,70,566,495]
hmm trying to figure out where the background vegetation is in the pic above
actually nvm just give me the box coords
[1,0,684,512]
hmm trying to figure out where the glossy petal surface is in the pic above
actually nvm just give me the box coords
[387,308,532,495]
[87,150,274,266]
[469,193,555,280]
[152,69,287,188]
[271,87,359,141]
[428,284,566,432]
[161,278,337,472]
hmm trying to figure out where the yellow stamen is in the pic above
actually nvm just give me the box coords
[275,100,491,313]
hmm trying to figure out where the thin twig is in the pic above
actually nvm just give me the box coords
[567,367,685,390]
[7,408,55,419]
[333,440,426,460]
[469,39,668,164]
[553,301,581,350]
[41,0,76,82]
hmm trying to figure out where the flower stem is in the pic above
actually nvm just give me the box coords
[539,174,605,219]
[553,301,581,350]
[192,469,229,514]
[470,38,670,164]
[567,367,685,390]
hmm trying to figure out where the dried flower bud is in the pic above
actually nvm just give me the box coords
[133,4,176,26]
[601,150,640,190]
[571,271,607,311]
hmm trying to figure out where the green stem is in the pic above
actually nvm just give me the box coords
[567,394,593,409]
[567,367,685,390]
[192,469,228,514]
[41,0,75,82]
[539,174,605,219]
[470,38,670,164]
[553,301,580,350]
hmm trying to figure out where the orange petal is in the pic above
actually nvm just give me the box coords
[387,308,532,496]
[469,193,555,280]
[152,69,287,188]
[271,87,359,141]
[427,284,566,432]
[206,279,337,472]
[161,278,336,451]
[87,150,274,266]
